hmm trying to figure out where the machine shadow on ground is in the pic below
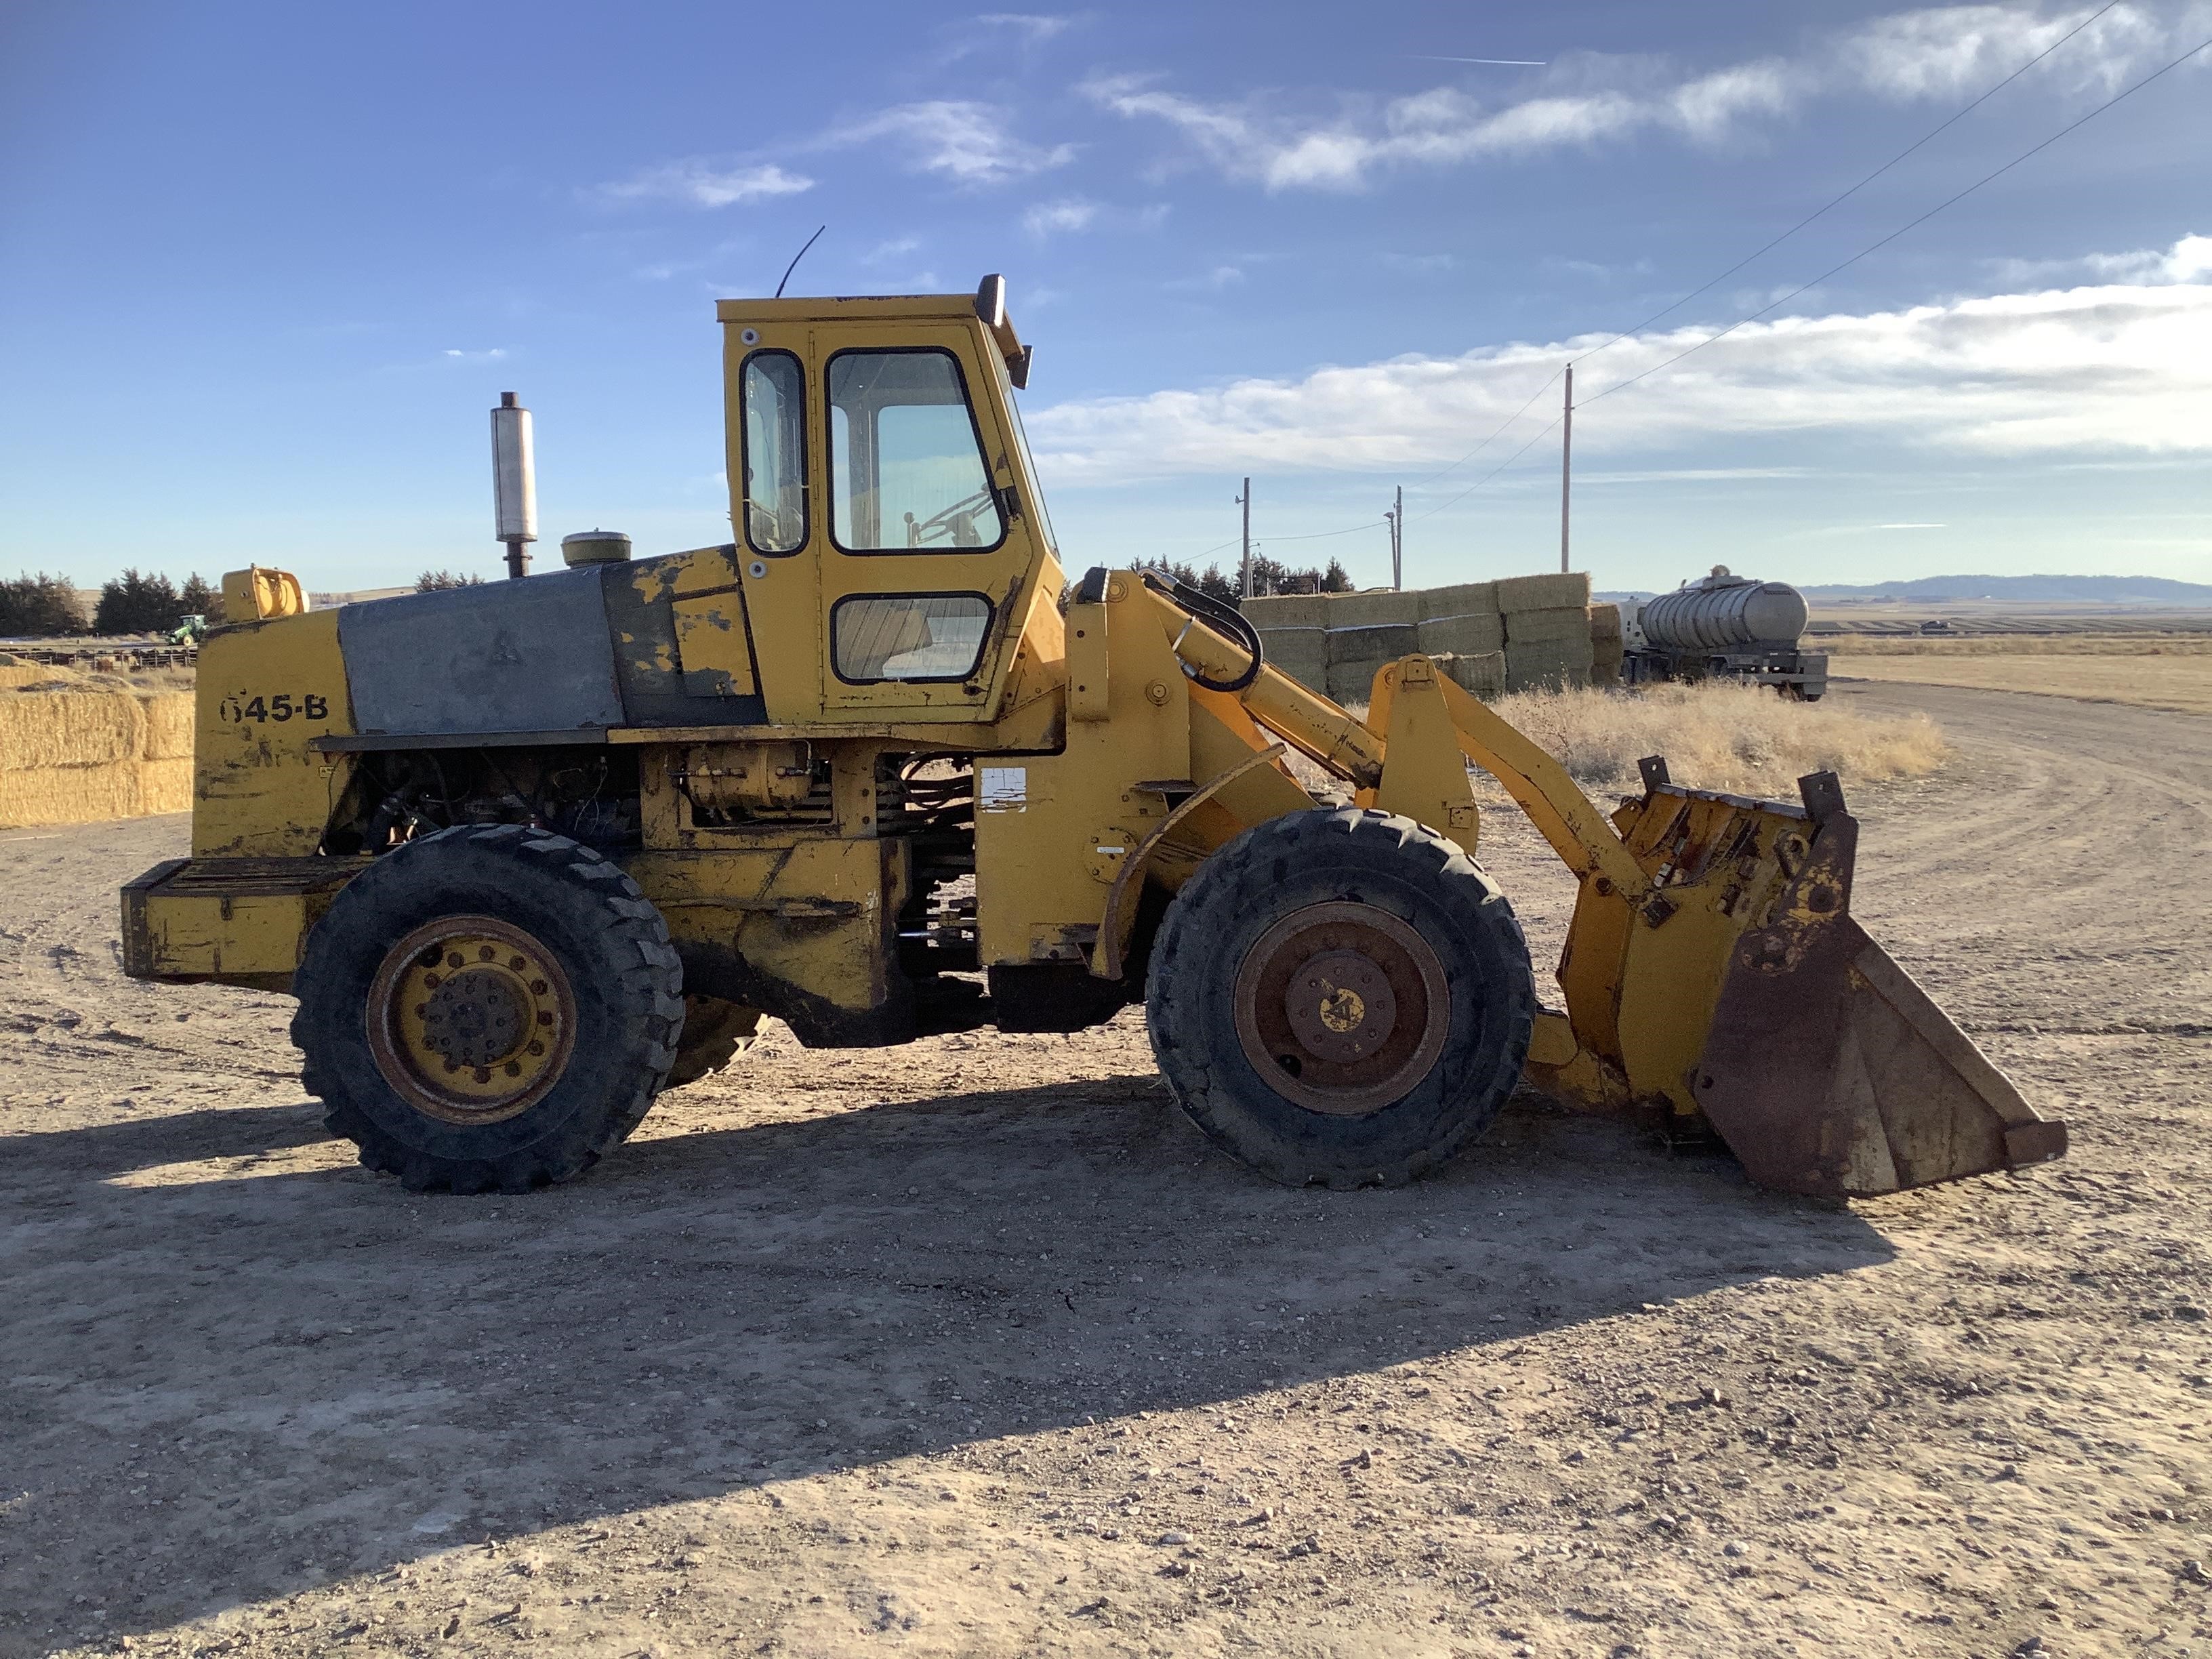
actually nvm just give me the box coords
[0,1071,1896,1649]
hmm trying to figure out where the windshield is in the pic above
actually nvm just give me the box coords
[827,350,1005,552]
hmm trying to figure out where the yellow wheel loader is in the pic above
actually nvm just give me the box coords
[120,276,2065,1199]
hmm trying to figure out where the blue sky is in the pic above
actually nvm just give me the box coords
[2,1,2207,597]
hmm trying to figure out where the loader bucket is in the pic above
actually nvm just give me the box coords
[1686,774,2067,1198]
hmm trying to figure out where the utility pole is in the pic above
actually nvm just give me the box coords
[1385,487,1402,590]
[1559,363,1574,576]
[1238,477,1253,598]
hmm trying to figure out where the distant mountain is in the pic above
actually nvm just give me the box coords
[1795,575,2212,604]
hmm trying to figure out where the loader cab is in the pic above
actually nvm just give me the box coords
[718,277,1060,726]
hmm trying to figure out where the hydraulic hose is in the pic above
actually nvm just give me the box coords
[1136,568,1265,693]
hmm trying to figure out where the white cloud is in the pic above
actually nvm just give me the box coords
[1022,236,2212,484]
[596,160,815,208]
[975,12,1078,43]
[1165,265,1245,293]
[1084,3,2204,192]
[825,100,1073,186]
[1992,232,2212,285]
[861,236,924,265]
[1838,2,2173,98]
[1023,197,1099,237]
[443,348,508,363]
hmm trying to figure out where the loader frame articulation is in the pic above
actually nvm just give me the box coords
[121,277,2065,1200]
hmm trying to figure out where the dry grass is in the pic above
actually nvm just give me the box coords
[1837,652,2212,716]
[1309,680,1949,802]
[1824,634,2212,655]
[1480,682,1949,796]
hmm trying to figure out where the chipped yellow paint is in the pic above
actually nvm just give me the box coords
[190,608,354,857]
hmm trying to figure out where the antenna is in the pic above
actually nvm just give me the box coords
[775,225,827,299]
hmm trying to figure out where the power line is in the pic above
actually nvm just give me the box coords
[1254,518,1388,544]
[1405,364,1564,488]
[1410,414,1563,523]
[1172,16,2205,554]
[1582,29,2212,407]
[1570,0,2127,367]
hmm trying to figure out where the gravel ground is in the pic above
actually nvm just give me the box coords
[1,680,2207,1659]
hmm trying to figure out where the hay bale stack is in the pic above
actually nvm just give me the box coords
[0,689,146,768]
[1416,581,1505,659]
[0,663,77,691]
[1259,626,1328,694]
[1246,574,1609,699]
[1322,598,1420,704]
[139,691,197,760]
[1248,594,1330,693]
[1324,590,1422,628]
[1497,572,1595,692]
[0,687,194,828]
[1252,589,1429,699]
[1433,650,1506,699]
[1242,594,1328,630]
[1495,573,1592,615]
[1589,602,1624,687]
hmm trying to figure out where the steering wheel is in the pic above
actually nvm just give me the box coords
[906,488,997,546]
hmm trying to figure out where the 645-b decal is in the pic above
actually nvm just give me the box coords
[219,691,331,724]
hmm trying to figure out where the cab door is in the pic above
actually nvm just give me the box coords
[730,316,1045,724]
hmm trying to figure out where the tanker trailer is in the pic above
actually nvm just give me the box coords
[1623,567,1827,700]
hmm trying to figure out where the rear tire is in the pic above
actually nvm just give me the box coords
[293,825,683,1193]
[1147,808,1534,1189]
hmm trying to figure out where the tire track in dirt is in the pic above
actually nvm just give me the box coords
[3,687,2207,1659]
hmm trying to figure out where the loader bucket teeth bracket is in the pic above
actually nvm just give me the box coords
[1689,800,2067,1199]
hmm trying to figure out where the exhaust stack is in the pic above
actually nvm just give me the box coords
[491,391,537,579]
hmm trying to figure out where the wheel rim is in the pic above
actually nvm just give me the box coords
[367,915,577,1125]
[1232,901,1452,1116]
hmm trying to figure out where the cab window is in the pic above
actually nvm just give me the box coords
[832,593,994,682]
[827,350,1005,553]
[740,351,806,555]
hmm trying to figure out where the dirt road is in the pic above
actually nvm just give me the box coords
[3,683,2207,1658]
[1835,653,2212,717]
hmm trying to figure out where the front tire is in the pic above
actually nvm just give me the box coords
[293,825,684,1193]
[1147,808,1534,1189]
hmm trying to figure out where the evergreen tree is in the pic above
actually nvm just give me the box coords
[415,569,486,592]
[0,573,87,637]
[94,569,181,635]
[178,573,217,617]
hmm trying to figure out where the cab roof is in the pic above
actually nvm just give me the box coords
[717,274,1030,388]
